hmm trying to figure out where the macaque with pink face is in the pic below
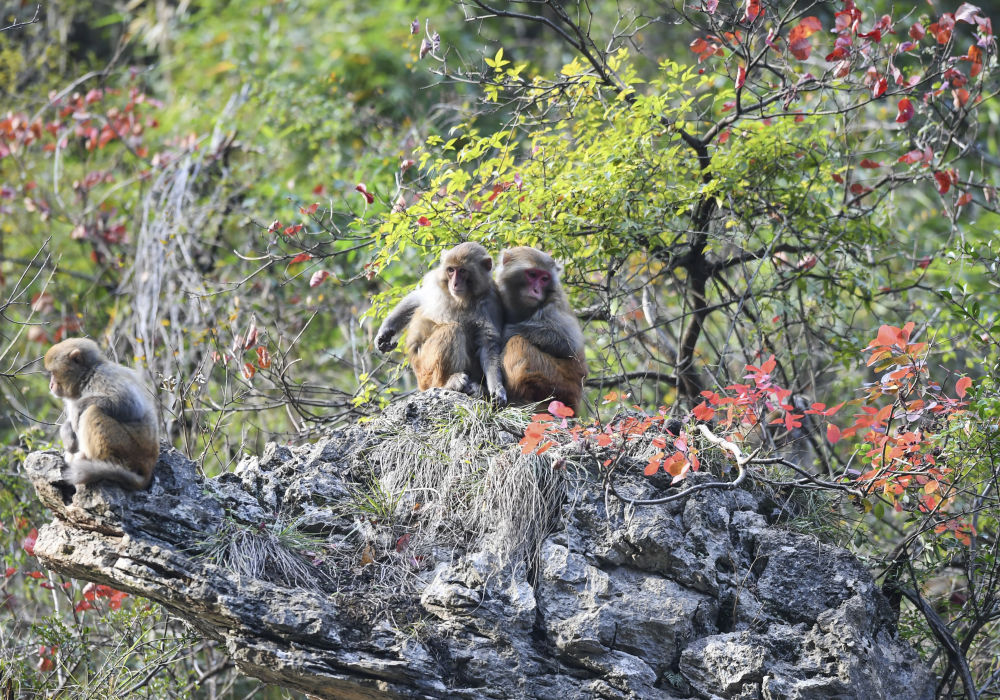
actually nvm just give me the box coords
[495,247,587,412]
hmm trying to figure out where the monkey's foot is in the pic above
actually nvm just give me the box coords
[443,372,471,393]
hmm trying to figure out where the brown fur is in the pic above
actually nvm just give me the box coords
[496,247,587,412]
[375,243,506,402]
[44,338,159,490]
[502,336,587,410]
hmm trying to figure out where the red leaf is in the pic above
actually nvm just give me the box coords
[956,191,972,206]
[22,528,37,556]
[309,270,330,287]
[283,224,303,236]
[4,567,15,577]
[242,362,256,380]
[827,423,842,443]
[692,401,716,422]
[74,600,94,613]
[871,76,887,98]
[895,97,914,123]
[850,183,872,195]
[312,183,326,195]
[788,17,821,60]
[859,159,881,169]
[289,253,312,264]
[355,183,375,205]
[417,216,431,226]
[395,533,411,552]
[644,456,662,476]
[909,22,925,40]
[956,376,972,398]
[789,38,812,60]
[299,202,319,215]
[929,14,955,44]
[790,16,822,39]
[27,571,44,579]
[898,148,925,165]
[735,64,746,89]
[933,170,953,194]
[742,0,763,22]
[548,400,575,418]
[964,45,983,77]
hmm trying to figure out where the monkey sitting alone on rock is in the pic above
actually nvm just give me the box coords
[375,242,507,403]
[44,337,159,490]
[495,246,587,412]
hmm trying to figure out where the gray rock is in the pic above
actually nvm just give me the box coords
[24,392,935,699]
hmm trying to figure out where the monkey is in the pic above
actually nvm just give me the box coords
[44,337,159,490]
[374,242,507,403]
[495,246,587,412]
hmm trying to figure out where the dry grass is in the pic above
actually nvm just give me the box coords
[361,399,571,569]
[198,516,333,591]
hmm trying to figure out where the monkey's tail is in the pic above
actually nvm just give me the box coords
[65,459,152,490]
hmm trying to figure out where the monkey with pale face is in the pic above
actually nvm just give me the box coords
[496,247,587,412]
[44,338,159,490]
[375,242,507,403]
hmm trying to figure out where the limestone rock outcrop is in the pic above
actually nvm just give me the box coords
[26,391,934,699]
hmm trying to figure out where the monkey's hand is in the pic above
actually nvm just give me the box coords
[489,384,508,405]
[375,324,398,353]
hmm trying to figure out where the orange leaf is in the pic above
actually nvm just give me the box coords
[956,376,972,398]
[256,346,271,369]
[535,440,556,455]
[548,400,574,418]
[692,401,715,422]
[827,423,842,443]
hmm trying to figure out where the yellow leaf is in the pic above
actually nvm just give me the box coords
[208,61,237,76]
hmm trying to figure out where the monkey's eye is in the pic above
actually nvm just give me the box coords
[446,266,455,274]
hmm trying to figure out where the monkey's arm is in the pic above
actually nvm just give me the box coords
[476,297,507,403]
[504,308,583,359]
[375,291,422,353]
[60,416,79,454]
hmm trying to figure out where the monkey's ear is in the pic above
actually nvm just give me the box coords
[481,257,493,272]
[500,249,513,266]
[69,348,83,362]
